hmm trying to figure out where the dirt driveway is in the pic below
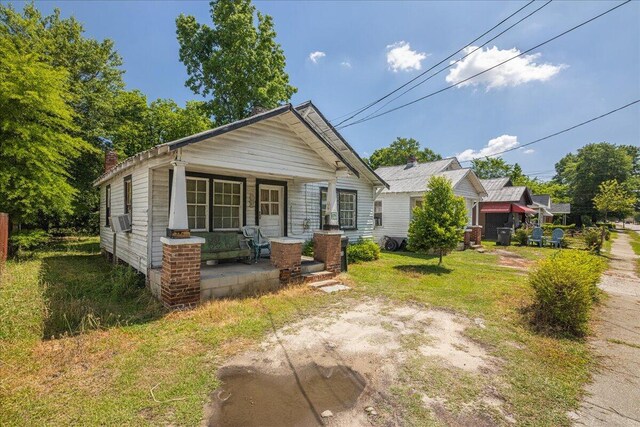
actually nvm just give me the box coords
[204,299,512,426]
[575,231,640,426]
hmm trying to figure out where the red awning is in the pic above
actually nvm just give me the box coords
[511,204,536,214]
[480,202,511,213]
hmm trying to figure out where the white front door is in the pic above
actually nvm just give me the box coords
[258,184,284,237]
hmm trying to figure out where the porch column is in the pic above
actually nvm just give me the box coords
[475,201,480,226]
[323,178,339,230]
[168,159,190,238]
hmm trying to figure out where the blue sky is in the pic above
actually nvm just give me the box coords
[11,0,640,179]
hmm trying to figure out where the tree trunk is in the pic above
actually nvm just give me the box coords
[439,249,443,265]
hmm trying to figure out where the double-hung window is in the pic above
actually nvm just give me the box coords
[320,188,357,230]
[105,185,111,227]
[124,175,132,225]
[186,177,208,231]
[213,180,242,230]
[374,200,382,227]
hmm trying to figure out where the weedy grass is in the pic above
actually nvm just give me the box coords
[0,237,603,426]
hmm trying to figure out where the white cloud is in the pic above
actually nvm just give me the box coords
[446,46,566,90]
[457,134,519,161]
[523,148,535,154]
[309,51,326,63]
[341,61,352,69]
[386,41,428,72]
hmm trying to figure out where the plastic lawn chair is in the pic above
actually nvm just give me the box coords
[527,227,545,247]
[242,226,271,262]
[548,228,564,249]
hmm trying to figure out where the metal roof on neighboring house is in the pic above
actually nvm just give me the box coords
[375,159,486,196]
[550,202,571,214]
[483,185,532,203]
[531,194,551,207]
[480,177,512,191]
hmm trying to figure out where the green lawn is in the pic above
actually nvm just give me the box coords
[629,230,640,275]
[0,237,599,426]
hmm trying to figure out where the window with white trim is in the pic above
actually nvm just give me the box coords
[339,191,356,229]
[320,188,357,230]
[213,180,242,229]
[374,200,382,227]
[186,177,208,231]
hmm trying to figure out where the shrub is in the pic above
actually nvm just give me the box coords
[9,229,50,254]
[529,251,606,336]
[581,215,593,227]
[583,227,602,253]
[542,224,576,231]
[595,222,615,230]
[514,228,529,246]
[347,238,380,263]
[302,239,314,257]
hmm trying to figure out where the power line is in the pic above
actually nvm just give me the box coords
[330,0,537,126]
[349,0,553,125]
[459,99,640,163]
[338,0,632,129]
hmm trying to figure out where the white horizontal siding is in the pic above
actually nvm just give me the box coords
[288,175,375,243]
[372,193,412,242]
[181,119,336,181]
[99,165,149,274]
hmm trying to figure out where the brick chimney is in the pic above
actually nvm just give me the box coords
[104,150,118,173]
[405,155,418,169]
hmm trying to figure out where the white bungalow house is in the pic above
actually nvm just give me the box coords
[372,157,487,247]
[93,102,388,308]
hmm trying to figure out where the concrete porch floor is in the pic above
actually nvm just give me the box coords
[149,256,324,302]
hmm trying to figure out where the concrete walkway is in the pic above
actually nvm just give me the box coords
[575,229,640,426]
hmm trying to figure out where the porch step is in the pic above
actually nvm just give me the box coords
[302,270,337,283]
[308,279,350,293]
[301,260,325,275]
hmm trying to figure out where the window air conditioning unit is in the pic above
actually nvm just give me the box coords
[111,214,132,233]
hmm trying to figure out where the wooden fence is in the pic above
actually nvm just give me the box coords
[0,213,8,264]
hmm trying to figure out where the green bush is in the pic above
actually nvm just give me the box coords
[542,224,576,231]
[581,215,593,227]
[583,227,602,253]
[9,229,50,253]
[514,228,529,246]
[529,251,606,336]
[595,222,615,230]
[347,238,380,263]
[302,239,314,257]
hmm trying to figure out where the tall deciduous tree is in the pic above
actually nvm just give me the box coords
[407,176,468,265]
[0,36,90,224]
[1,3,125,229]
[176,0,297,125]
[470,157,513,179]
[366,137,441,169]
[554,143,633,219]
[593,180,636,222]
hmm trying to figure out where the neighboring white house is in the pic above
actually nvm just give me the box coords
[93,102,388,277]
[372,157,487,242]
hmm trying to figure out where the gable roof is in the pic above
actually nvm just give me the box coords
[550,202,571,214]
[93,102,388,188]
[483,185,532,204]
[531,194,551,207]
[294,101,389,188]
[374,159,486,196]
[480,177,512,191]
